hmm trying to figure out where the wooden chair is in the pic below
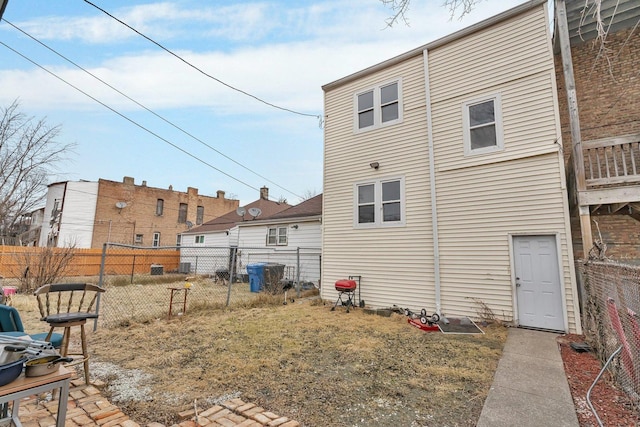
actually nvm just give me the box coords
[34,283,105,384]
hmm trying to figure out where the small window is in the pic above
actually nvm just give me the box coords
[178,203,188,223]
[196,206,204,225]
[176,234,181,247]
[195,235,205,244]
[152,232,160,247]
[156,199,164,216]
[463,94,504,156]
[135,234,143,244]
[267,227,287,246]
[267,228,277,245]
[355,80,402,132]
[277,227,287,245]
[355,178,405,228]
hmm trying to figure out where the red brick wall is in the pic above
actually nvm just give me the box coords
[91,178,239,248]
[556,28,640,261]
[555,27,640,165]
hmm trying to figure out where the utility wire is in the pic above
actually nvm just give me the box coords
[83,0,323,125]
[3,18,303,200]
[0,40,267,197]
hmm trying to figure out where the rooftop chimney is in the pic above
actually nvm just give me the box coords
[123,176,134,185]
[260,186,269,200]
[217,190,225,199]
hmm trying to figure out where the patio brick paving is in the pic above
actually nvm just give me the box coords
[15,375,299,427]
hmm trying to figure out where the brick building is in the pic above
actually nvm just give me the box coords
[40,176,239,249]
[555,0,640,262]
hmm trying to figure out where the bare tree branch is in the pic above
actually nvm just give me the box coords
[381,0,485,27]
[0,100,75,241]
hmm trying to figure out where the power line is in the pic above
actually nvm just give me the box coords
[2,19,303,200]
[0,40,268,197]
[83,0,323,125]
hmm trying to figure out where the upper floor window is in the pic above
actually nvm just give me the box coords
[462,94,504,156]
[135,234,143,244]
[355,80,402,132]
[195,235,205,244]
[355,177,405,228]
[267,226,287,246]
[196,206,204,225]
[152,232,160,247]
[178,203,188,223]
[156,199,164,216]
[176,234,181,247]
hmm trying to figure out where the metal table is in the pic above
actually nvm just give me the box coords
[0,366,72,427]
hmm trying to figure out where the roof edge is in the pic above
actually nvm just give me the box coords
[321,0,547,91]
[238,215,322,227]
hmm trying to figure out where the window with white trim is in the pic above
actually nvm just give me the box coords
[462,94,504,156]
[135,234,143,244]
[355,177,404,227]
[195,235,205,244]
[355,80,402,132]
[152,232,160,247]
[267,226,288,246]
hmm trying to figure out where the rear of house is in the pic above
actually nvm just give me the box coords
[322,1,581,332]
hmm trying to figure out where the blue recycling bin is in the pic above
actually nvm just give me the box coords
[246,263,266,293]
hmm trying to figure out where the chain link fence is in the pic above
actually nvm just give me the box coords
[96,243,321,328]
[577,259,640,411]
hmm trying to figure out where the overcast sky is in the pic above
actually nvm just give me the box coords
[0,0,528,205]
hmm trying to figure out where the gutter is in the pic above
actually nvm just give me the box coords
[422,49,441,316]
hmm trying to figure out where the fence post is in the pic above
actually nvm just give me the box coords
[95,243,108,332]
[226,247,237,306]
[296,247,301,298]
[130,255,136,284]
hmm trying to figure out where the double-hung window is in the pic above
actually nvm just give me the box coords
[152,232,161,247]
[178,203,188,223]
[355,80,402,132]
[462,94,504,156]
[196,206,204,225]
[156,199,164,216]
[355,177,404,227]
[267,226,288,246]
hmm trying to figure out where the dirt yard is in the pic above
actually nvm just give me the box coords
[74,298,506,427]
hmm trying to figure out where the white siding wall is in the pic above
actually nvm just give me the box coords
[39,183,65,247]
[323,53,436,310]
[322,4,579,331]
[39,182,98,248]
[427,4,578,331]
[238,220,322,285]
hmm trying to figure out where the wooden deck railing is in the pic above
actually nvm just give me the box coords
[583,133,640,187]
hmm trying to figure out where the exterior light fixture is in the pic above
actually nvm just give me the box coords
[369,162,380,169]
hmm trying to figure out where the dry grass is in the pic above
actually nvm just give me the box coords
[11,292,507,427]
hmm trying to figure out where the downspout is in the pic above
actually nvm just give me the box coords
[423,49,442,315]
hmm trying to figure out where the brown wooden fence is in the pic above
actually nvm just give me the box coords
[0,246,180,279]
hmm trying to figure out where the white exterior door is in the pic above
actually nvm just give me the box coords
[514,235,564,331]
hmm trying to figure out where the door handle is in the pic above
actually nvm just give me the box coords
[515,277,521,287]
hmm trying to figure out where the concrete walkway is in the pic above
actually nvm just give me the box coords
[477,328,579,427]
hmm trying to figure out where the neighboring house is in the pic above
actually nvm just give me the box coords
[233,194,322,286]
[39,176,238,248]
[322,1,582,333]
[180,187,291,275]
[554,0,640,262]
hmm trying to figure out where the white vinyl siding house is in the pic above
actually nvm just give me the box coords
[322,1,581,333]
[39,181,99,248]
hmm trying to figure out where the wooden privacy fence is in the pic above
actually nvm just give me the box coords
[0,246,180,279]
